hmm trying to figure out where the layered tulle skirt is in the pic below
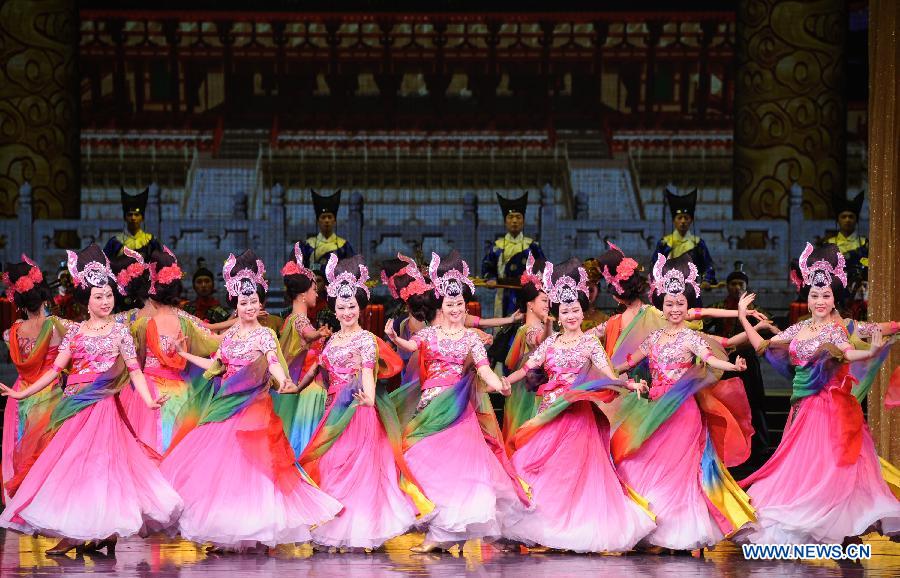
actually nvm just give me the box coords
[738,387,900,544]
[0,396,182,541]
[505,401,655,552]
[310,405,418,548]
[616,397,727,550]
[159,394,342,549]
[403,401,527,546]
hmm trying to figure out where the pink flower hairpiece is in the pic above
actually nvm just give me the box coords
[3,254,43,300]
[519,251,543,290]
[66,249,122,294]
[798,242,847,288]
[650,254,701,298]
[601,242,639,295]
[325,253,370,301]
[148,246,183,295]
[382,253,434,301]
[116,248,149,292]
[281,242,316,283]
[223,253,269,298]
[541,262,590,304]
[428,252,475,299]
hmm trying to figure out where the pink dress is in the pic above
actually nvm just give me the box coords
[160,326,342,549]
[404,326,527,546]
[0,323,183,541]
[738,320,900,543]
[504,333,656,552]
[616,328,730,549]
[309,330,418,548]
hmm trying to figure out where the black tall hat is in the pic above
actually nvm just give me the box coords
[665,187,697,219]
[496,192,528,217]
[833,190,864,218]
[121,187,149,216]
[311,189,342,218]
[726,261,749,285]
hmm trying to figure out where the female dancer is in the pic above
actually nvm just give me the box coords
[385,250,530,553]
[382,254,438,383]
[124,247,220,453]
[162,250,342,552]
[501,257,655,553]
[1,256,68,503]
[501,252,553,441]
[736,243,900,544]
[0,244,178,555]
[271,243,332,457]
[611,254,755,552]
[591,242,769,375]
[285,254,427,551]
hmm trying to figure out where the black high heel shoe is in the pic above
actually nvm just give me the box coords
[46,539,85,556]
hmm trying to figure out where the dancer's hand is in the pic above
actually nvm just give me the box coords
[737,292,755,318]
[748,308,769,322]
[384,319,397,342]
[511,310,524,323]
[475,329,493,346]
[0,383,25,400]
[172,334,187,353]
[317,326,332,340]
[629,379,649,394]
[278,380,299,394]
[146,394,169,410]
[733,356,747,372]
[257,310,269,319]
[353,389,375,407]
[755,321,781,335]
[870,326,884,350]
[498,377,512,396]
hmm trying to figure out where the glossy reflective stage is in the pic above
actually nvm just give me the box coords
[2,532,899,577]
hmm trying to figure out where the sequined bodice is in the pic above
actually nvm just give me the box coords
[217,326,278,380]
[60,322,137,375]
[144,334,176,369]
[526,333,609,389]
[774,320,850,366]
[640,328,708,397]
[321,330,377,393]
[413,326,488,388]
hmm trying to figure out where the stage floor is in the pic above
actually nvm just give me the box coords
[2,532,898,577]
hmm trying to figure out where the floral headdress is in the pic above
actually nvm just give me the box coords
[2,254,44,300]
[325,253,370,302]
[600,241,640,295]
[223,251,269,298]
[542,259,590,304]
[519,251,543,290]
[650,254,700,298]
[66,244,122,294]
[428,251,476,299]
[281,242,316,283]
[381,253,433,301]
[798,242,847,288]
[116,247,149,290]
[148,246,184,295]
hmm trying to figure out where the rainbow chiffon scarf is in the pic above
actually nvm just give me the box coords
[271,313,327,457]
[297,335,433,517]
[501,324,541,443]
